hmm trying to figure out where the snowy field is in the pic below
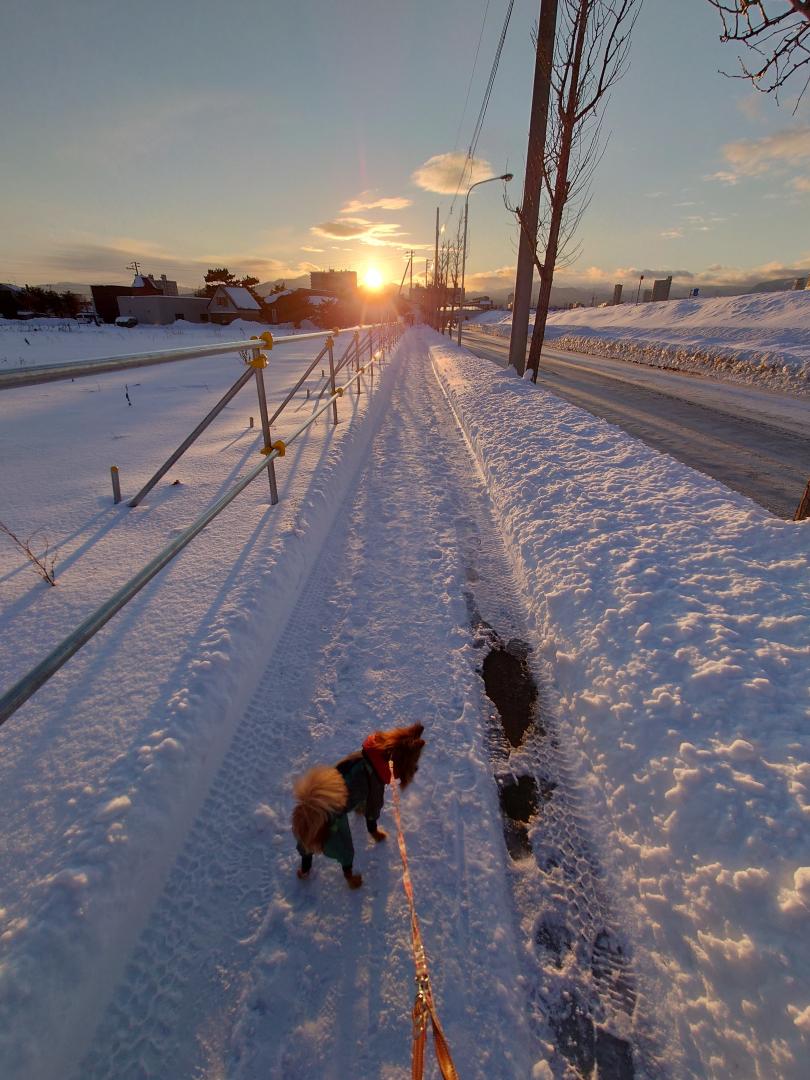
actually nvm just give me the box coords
[0,317,300,373]
[472,291,810,395]
[0,326,808,1078]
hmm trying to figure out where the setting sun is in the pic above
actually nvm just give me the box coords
[362,266,384,291]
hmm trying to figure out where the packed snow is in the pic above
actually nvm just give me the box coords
[473,291,810,395]
[0,323,808,1078]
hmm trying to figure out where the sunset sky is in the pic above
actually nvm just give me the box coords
[2,0,809,294]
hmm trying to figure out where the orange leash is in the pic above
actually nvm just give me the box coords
[390,763,459,1080]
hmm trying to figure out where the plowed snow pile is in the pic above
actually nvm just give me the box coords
[474,291,810,393]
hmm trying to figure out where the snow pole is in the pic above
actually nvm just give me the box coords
[251,342,279,505]
[110,465,121,505]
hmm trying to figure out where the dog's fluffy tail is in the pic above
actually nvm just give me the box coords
[291,766,348,853]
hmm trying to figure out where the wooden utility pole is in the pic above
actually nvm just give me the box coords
[433,207,440,328]
[508,0,558,376]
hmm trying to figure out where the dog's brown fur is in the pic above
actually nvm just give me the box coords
[291,723,425,858]
[370,724,425,788]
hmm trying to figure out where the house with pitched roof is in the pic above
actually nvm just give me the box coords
[207,285,263,325]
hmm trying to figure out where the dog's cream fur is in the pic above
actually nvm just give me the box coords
[291,765,348,853]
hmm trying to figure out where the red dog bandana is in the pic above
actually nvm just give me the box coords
[362,735,392,784]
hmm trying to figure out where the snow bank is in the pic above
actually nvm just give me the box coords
[432,339,810,1078]
[473,292,810,394]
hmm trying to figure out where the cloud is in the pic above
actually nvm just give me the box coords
[38,235,319,286]
[706,170,739,185]
[311,217,430,250]
[341,193,412,213]
[789,176,810,193]
[301,245,325,252]
[411,152,494,194]
[660,228,684,240]
[709,126,810,185]
[311,218,403,244]
[465,265,517,287]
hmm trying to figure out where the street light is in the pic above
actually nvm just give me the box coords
[457,172,513,345]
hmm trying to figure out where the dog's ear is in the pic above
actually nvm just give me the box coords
[409,723,425,739]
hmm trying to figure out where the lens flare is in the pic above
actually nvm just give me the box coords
[363,266,384,291]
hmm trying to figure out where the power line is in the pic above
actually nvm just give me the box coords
[445,0,516,226]
[451,0,491,155]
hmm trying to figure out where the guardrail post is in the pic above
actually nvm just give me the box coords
[128,364,255,508]
[110,466,121,504]
[327,335,339,426]
[252,346,279,505]
[354,331,361,395]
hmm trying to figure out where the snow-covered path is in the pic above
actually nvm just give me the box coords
[73,336,549,1077]
[3,326,807,1079]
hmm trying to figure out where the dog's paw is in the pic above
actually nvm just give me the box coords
[345,873,363,889]
[297,868,310,880]
[370,828,387,842]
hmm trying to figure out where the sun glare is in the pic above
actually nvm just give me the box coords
[363,266,384,291]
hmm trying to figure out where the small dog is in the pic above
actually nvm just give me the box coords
[291,723,425,888]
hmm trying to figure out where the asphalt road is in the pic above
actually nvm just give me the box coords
[462,327,810,519]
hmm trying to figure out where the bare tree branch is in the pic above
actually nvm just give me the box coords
[707,0,810,108]
[0,521,57,586]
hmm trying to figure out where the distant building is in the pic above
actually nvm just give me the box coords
[207,285,263,324]
[148,273,178,296]
[91,276,161,323]
[117,295,211,325]
[89,272,178,323]
[652,276,672,302]
[309,269,357,295]
[612,283,623,305]
[793,277,807,290]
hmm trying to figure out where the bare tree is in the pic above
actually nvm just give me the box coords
[434,225,464,335]
[0,521,57,585]
[512,0,641,381]
[708,1,810,108]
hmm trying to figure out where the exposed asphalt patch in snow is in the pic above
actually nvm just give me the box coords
[458,518,643,1076]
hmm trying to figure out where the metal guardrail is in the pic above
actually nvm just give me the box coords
[0,325,373,389]
[0,320,403,726]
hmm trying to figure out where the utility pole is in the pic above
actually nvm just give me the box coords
[508,0,558,376]
[409,250,413,298]
[126,260,141,277]
[433,207,440,328]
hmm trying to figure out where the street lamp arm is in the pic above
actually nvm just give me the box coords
[457,173,513,345]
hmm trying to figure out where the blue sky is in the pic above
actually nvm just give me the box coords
[1,0,808,293]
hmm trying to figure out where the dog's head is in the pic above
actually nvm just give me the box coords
[372,723,425,788]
